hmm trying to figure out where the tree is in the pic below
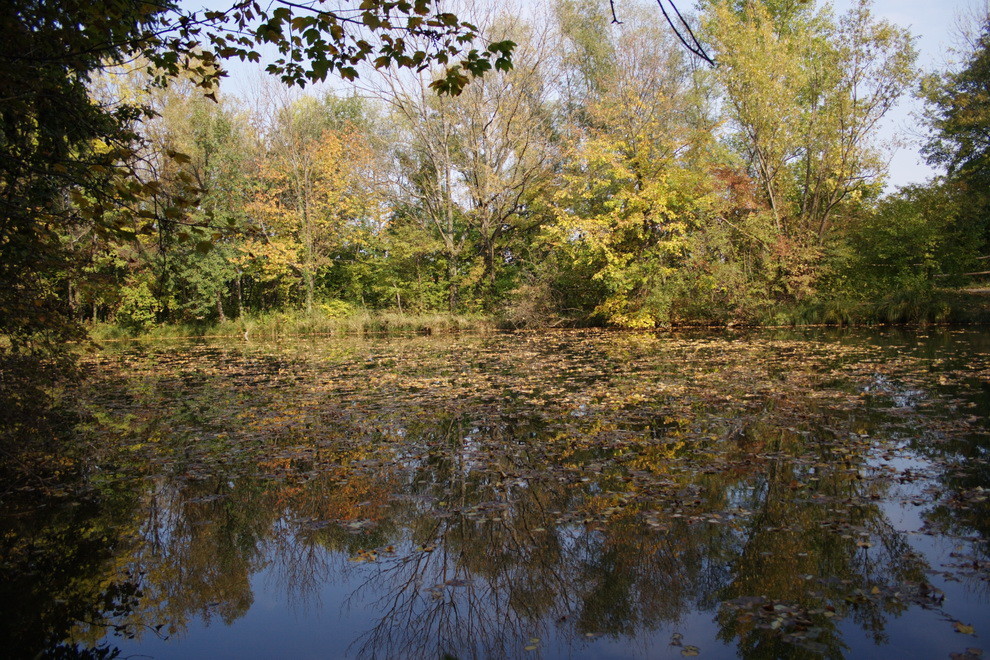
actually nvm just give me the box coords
[922,13,990,251]
[242,92,383,313]
[1,1,156,349]
[704,0,915,301]
[445,16,559,302]
[372,39,475,312]
[141,80,253,324]
[546,2,718,327]
[707,0,914,242]
[373,10,559,312]
[837,185,974,306]
[0,0,512,350]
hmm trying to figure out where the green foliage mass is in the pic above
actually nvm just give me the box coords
[2,0,988,346]
[922,15,990,257]
[0,0,513,352]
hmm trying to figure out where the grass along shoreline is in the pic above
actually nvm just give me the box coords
[83,288,990,343]
[87,310,497,341]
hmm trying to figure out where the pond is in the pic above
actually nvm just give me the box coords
[2,328,988,659]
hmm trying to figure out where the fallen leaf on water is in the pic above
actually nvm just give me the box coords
[955,622,976,635]
[950,648,983,660]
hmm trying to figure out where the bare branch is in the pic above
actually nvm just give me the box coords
[656,0,715,67]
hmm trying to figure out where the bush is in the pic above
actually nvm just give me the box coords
[114,282,159,334]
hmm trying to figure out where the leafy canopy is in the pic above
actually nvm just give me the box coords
[0,0,513,349]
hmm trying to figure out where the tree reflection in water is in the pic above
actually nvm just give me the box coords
[2,330,987,658]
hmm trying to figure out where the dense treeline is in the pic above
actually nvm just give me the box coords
[6,0,990,340]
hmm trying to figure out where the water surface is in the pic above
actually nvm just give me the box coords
[2,329,988,658]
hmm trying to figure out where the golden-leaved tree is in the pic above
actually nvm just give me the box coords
[705,0,916,300]
[548,3,719,327]
[242,95,381,312]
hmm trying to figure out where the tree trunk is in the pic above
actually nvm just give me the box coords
[302,202,314,315]
[484,237,496,286]
[216,291,226,322]
[236,271,243,319]
[447,256,458,313]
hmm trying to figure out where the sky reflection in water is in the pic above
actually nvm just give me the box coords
[3,329,988,659]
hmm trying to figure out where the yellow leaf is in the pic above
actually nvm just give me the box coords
[955,622,976,635]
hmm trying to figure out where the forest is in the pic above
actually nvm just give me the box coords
[2,0,989,352]
[4,3,990,658]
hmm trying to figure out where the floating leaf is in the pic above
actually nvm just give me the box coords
[955,622,976,635]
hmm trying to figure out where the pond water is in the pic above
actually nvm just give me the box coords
[2,328,988,659]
